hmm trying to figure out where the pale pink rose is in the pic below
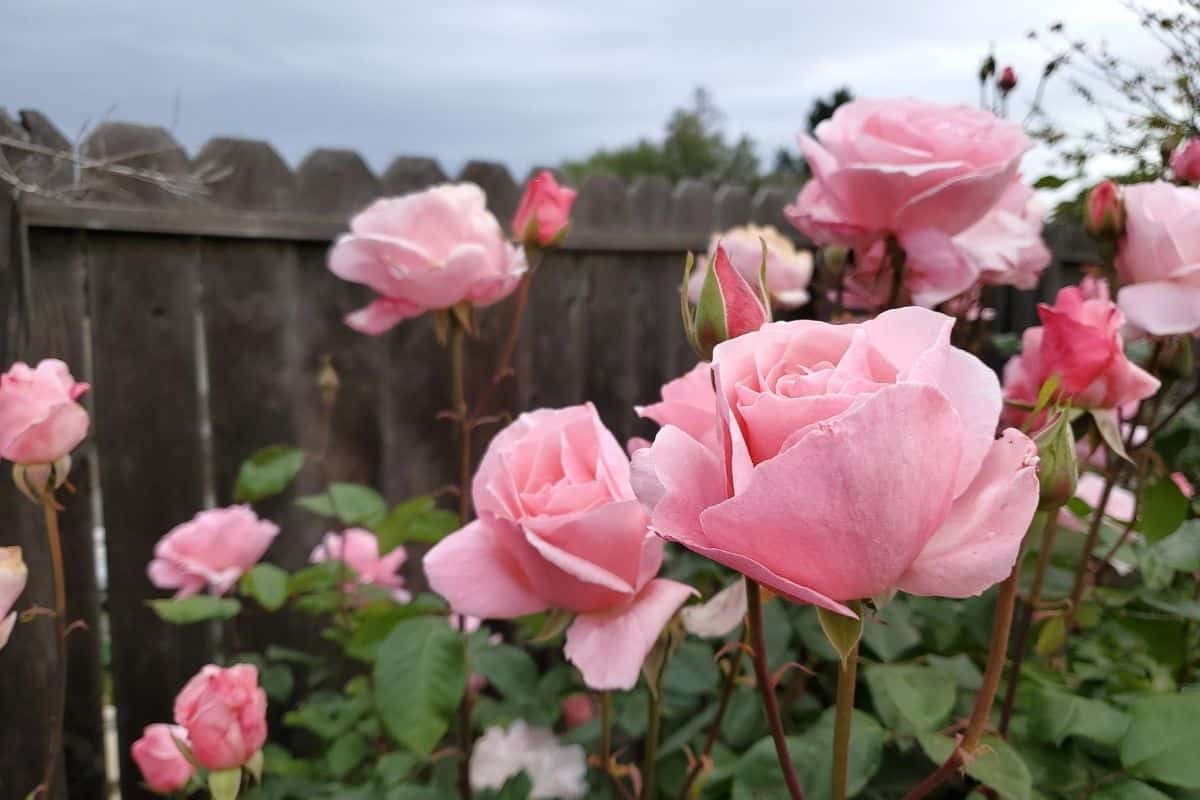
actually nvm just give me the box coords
[960,181,1051,290]
[560,693,596,730]
[131,724,195,795]
[688,226,813,309]
[513,171,577,247]
[148,506,280,598]
[0,547,27,651]
[1172,472,1195,498]
[1171,138,1200,184]
[1115,182,1200,335]
[0,359,89,465]
[309,528,410,602]
[1058,472,1136,533]
[1003,285,1160,415]
[423,404,694,690]
[328,184,527,334]
[635,362,718,453]
[1078,275,1110,301]
[633,307,1040,615]
[786,98,1030,249]
[173,664,268,771]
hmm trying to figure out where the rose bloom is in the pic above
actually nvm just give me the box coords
[1171,138,1200,184]
[632,307,1040,615]
[959,181,1051,290]
[0,547,27,651]
[131,724,195,795]
[310,528,410,602]
[148,506,280,597]
[634,362,717,454]
[513,170,577,247]
[786,98,1030,250]
[687,226,813,309]
[424,403,694,690]
[174,664,268,771]
[1114,181,1200,335]
[328,183,527,334]
[1003,284,1160,416]
[0,359,89,465]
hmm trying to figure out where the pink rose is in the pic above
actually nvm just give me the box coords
[1171,138,1200,184]
[960,181,1051,290]
[1086,180,1125,238]
[633,307,1040,615]
[131,724,195,795]
[786,98,1030,248]
[173,664,268,771]
[423,403,694,690]
[328,184,527,334]
[560,693,596,730]
[0,359,89,465]
[635,362,718,453]
[1114,181,1200,335]
[513,170,577,247]
[148,505,280,597]
[0,547,27,651]
[688,226,814,309]
[310,528,410,602]
[1003,285,1160,414]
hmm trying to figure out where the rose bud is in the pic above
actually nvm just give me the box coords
[131,724,195,796]
[1170,138,1200,184]
[173,663,268,771]
[0,359,90,503]
[0,547,27,651]
[1031,410,1077,510]
[997,66,1018,93]
[683,242,770,360]
[1085,180,1125,238]
[513,170,577,248]
[561,693,596,730]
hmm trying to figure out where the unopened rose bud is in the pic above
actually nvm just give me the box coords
[1170,138,1200,184]
[512,170,577,249]
[1085,180,1125,238]
[997,66,1018,93]
[1033,411,1077,510]
[979,54,996,83]
[561,693,596,730]
[682,243,770,360]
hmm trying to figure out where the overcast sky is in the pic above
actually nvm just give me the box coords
[0,0,1171,181]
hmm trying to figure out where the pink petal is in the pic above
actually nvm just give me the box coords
[424,519,547,619]
[896,429,1039,597]
[327,234,435,296]
[345,298,423,335]
[523,500,649,594]
[563,578,696,690]
[0,612,15,650]
[1117,282,1200,336]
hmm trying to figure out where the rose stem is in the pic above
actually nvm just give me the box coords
[39,491,67,799]
[601,692,635,800]
[745,577,806,800]
[677,636,746,799]
[832,640,859,800]
[902,517,1032,800]
[447,321,474,800]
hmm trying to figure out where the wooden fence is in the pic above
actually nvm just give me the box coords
[0,107,1092,799]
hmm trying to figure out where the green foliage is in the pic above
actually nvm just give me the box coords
[296,483,388,528]
[150,595,241,624]
[235,445,305,503]
[242,564,290,611]
[374,617,468,756]
[375,495,459,553]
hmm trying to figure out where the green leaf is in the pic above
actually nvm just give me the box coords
[861,600,921,662]
[732,708,884,800]
[471,642,539,699]
[287,561,344,595]
[1034,615,1066,657]
[1092,780,1173,800]
[1024,685,1130,747]
[1138,478,1189,543]
[296,483,388,528]
[1033,174,1069,189]
[326,731,368,778]
[374,617,467,756]
[1091,409,1131,463]
[234,445,305,503]
[376,751,421,787]
[864,664,956,734]
[1120,692,1200,787]
[918,733,1031,800]
[241,563,289,611]
[1145,520,1200,571]
[817,602,863,666]
[376,496,460,553]
[208,768,242,800]
[150,596,241,624]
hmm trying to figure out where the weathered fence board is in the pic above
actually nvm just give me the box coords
[0,107,1091,799]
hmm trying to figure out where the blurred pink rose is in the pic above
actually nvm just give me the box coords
[1173,472,1195,498]
[960,181,1051,290]
[131,724,195,795]
[1003,285,1160,415]
[1086,180,1125,238]
[634,362,718,454]
[0,547,27,651]
[1115,181,1200,335]
[0,359,89,465]
[1171,138,1200,184]
[310,528,410,602]
[633,308,1040,615]
[1058,472,1136,533]
[328,184,527,334]
[560,693,596,730]
[174,664,268,771]
[148,506,279,597]
[513,170,577,247]
[424,403,694,690]
[786,98,1029,249]
[688,226,813,309]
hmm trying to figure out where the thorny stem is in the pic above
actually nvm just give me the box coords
[999,512,1060,736]
[745,578,805,800]
[37,492,67,800]
[466,254,540,425]
[832,641,860,800]
[601,692,636,800]
[447,322,473,800]
[1066,467,1119,631]
[643,686,662,800]
[903,524,1029,800]
[677,635,747,799]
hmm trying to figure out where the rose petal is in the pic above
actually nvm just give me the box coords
[423,519,548,619]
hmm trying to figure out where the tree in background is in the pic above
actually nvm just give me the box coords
[764,86,855,185]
